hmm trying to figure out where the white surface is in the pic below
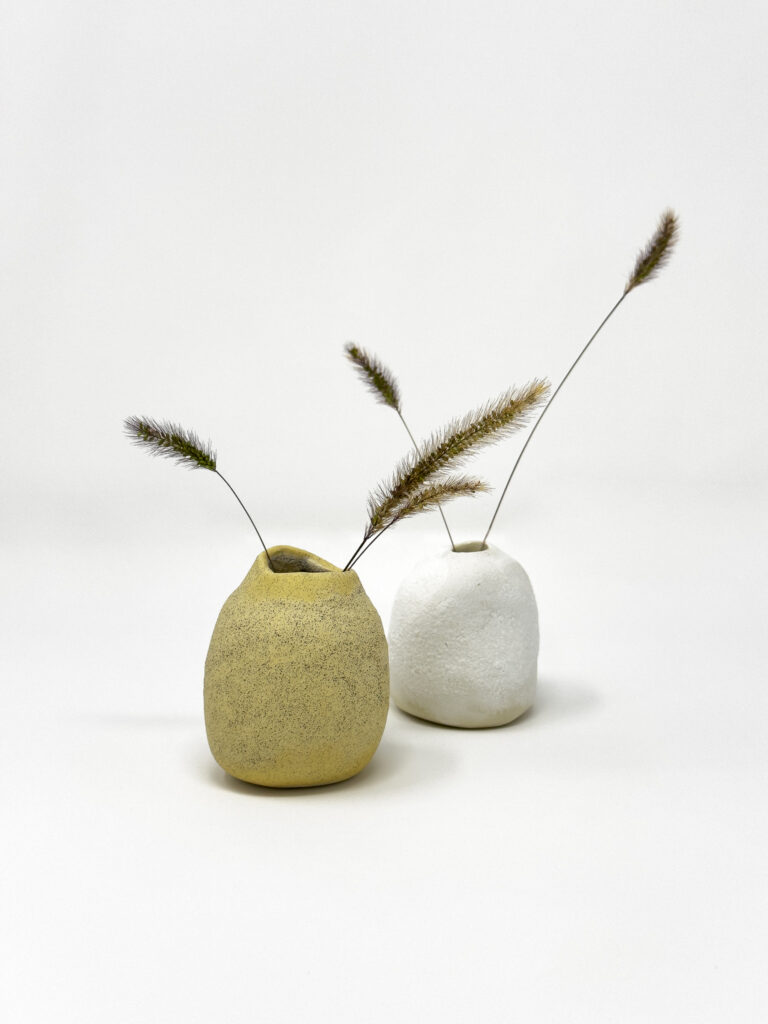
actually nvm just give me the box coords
[389,544,539,726]
[3,486,768,1023]
[3,1,768,1021]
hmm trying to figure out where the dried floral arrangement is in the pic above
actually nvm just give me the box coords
[123,385,548,572]
[345,209,679,550]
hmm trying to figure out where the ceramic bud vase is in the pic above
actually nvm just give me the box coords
[388,542,538,728]
[204,546,389,787]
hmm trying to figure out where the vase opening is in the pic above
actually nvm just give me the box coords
[268,550,332,574]
[452,541,489,553]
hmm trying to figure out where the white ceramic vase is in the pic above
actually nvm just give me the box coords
[388,542,538,728]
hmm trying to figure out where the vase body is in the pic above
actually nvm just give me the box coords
[388,543,538,728]
[204,546,389,787]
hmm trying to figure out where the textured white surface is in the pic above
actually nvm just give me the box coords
[389,544,539,727]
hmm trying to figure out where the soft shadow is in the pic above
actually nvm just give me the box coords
[196,732,457,798]
[515,676,602,728]
[391,676,602,731]
[391,705,519,732]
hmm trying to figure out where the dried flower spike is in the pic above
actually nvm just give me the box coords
[366,378,548,537]
[124,415,273,567]
[346,476,490,570]
[344,343,401,412]
[625,209,679,293]
[344,342,458,547]
[483,208,680,545]
[344,379,548,568]
[124,416,217,470]
[369,475,490,533]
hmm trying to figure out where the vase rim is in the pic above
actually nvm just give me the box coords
[451,540,490,553]
[262,545,342,575]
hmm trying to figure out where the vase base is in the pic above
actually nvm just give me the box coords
[393,697,533,730]
[211,749,379,788]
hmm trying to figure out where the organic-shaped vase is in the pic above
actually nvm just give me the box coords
[204,546,389,787]
[388,542,538,728]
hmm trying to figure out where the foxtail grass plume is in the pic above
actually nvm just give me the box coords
[345,475,490,570]
[369,475,489,535]
[344,343,402,412]
[483,207,680,545]
[367,379,548,535]
[625,209,679,293]
[124,416,217,470]
[344,341,458,547]
[343,379,548,568]
[124,415,273,566]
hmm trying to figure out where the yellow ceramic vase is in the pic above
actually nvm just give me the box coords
[204,545,389,788]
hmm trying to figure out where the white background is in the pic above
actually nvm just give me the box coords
[2,2,767,1021]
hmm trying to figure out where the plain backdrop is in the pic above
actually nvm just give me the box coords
[2,3,767,1022]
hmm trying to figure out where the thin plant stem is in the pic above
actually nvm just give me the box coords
[397,411,456,550]
[343,536,370,572]
[215,470,274,570]
[482,291,628,547]
[347,520,397,571]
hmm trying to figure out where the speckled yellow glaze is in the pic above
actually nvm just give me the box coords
[204,546,389,788]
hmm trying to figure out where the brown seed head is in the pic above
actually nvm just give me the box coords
[625,209,679,294]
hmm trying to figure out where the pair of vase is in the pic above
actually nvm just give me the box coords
[205,543,538,788]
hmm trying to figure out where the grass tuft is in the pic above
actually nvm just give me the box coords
[625,209,679,293]
[124,416,217,471]
[366,379,548,536]
[344,343,402,412]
